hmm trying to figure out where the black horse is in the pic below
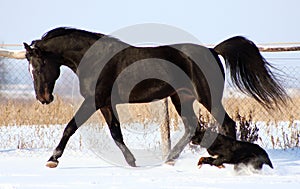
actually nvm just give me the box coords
[23,27,286,168]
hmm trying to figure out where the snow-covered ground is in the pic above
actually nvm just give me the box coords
[0,148,299,189]
[0,122,299,189]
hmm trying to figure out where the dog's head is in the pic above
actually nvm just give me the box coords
[239,145,274,170]
[190,126,206,145]
[251,149,273,169]
[190,127,219,148]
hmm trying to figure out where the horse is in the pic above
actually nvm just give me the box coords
[21,27,287,168]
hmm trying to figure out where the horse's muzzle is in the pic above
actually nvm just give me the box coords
[36,93,54,104]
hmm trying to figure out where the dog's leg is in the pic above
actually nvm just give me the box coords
[216,164,226,168]
[211,157,228,168]
[198,157,218,168]
[198,156,226,169]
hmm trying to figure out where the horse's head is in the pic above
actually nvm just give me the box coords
[24,43,60,104]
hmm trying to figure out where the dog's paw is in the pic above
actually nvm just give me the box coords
[216,164,225,169]
[197,157,205,168]
[197,164,203,169]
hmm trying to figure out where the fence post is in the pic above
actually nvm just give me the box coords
[258,46,300,52]
[160,98,171,159]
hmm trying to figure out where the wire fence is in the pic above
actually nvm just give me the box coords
[0,49,300,153]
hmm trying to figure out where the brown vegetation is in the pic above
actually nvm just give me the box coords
[0,95,298,127]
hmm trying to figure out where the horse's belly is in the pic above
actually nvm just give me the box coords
[119,79,175,103]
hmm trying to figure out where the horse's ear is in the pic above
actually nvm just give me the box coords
[24,43,42,57]
[23,43,32,53]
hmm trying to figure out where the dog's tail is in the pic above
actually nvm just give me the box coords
[214,36,287,109]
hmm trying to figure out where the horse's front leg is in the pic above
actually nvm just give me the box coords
[100,106,136,167]
[46,98,96,168]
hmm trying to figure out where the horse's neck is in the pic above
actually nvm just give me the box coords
[43,35,130,75]
[61,37,129,74]
[42,36,98,73]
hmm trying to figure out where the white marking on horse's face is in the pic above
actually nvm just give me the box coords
[218,55,226,71]
[29,63,34,80]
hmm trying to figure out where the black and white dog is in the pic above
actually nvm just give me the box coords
[191,128,273,170]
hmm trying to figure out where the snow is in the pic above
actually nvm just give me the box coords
[0,122,300,188]
[0,148,299,189]
[256,120,300,149]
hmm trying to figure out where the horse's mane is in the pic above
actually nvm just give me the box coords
[41,27,105,41]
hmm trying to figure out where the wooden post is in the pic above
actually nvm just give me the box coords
[160,98,171,159]
[258,46,300,52]
[0,48,26,59]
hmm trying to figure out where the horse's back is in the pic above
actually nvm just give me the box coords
[82,42,224,106]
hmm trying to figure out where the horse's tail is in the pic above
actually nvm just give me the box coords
[214,36,287,109]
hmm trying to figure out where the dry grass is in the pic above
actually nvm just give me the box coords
[1,95,299,127]
[222,96,300,122]
[0,97,75,126]
[1,95,299,149]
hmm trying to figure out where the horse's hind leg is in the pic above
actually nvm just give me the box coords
[200,98,236,139]
[166,94,198,164]
[100,106,136,167]
[210,103,236,139]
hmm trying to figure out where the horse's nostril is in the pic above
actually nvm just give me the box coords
[49,95,54,102]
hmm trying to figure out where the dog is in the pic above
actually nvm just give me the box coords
[191,128,273,170]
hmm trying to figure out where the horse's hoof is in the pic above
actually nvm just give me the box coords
[165,160,176,166]
[128,161,137,167]
[46,161,58,168]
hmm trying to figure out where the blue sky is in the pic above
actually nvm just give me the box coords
[1,0,300,46]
